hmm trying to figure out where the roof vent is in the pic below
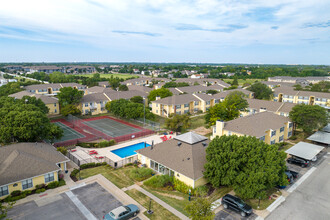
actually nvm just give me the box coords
[177,142,182,147]
[202,142,207,147]
[187,158,190,160]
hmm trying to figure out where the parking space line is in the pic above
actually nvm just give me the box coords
[221,209,240,220]
[287,167,317,193]
[65,191,97,220]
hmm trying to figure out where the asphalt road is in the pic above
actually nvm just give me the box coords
[267,152,330,220]
[214,208,257,220]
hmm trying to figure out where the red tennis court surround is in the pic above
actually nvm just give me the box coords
[51,116,154,147]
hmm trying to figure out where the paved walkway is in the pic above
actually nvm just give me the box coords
[125,184,190,220]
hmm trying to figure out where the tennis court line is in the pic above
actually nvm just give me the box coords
[54,122,85,142]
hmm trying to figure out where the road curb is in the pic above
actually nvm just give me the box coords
[266,196,285,212]
[287,167,317,193]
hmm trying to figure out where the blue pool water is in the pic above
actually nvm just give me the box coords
[111,142,151,158]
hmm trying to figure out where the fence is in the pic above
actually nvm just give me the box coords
[67,150,138,168]
[129,118,160,131]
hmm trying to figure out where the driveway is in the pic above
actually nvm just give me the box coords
[214,208,257,220]
[267,151,330,220]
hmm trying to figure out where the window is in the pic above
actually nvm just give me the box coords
[259,136,265,141]
[44,173,54,183]
[206,101,210,105]
[85,103,88,107]
[176,105,181,109]
[322,98,327,102]
[288,131,292,137]
[283,95,288,98]
[54,103,56,107]
[289,123,293,128]
[298,96,303,99]
[184,110,189,114]
[279,135,284,142]
[274,99,278,102]
[280,112,284,116]
[184,103,189,108]
[270,140,276,145]
[0,186,9,197]
[54,109,57,113]
[213,127,216,134]
[271,130,276,137]
[38,89,42,92]
[215,99,219,104]
[194,101,199,106]
[22,179,33,190]
[304,97,309,100]
[90,102,92,106]
[156,110,158,113]
[280,127,284,132]
[156,104,158,107]
[228,131,232,136]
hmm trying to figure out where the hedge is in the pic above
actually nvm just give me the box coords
[80,162,107,169]
[79,140,116,148]
[143,175,174,190]
[129,168,154,181]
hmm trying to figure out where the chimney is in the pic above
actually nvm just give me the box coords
[177,142,182,147]
[215,120,225,136]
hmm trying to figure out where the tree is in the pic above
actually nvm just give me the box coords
[204,135,288,199]
[1,202,14,219]
[57,87,84,106]
[21,96,49,114]
[130,96,144,104]
[118,84,128,91]
[185,197,214,220]
[57,146,68,155]
[206,90,218,95]
[0,97,63,143]
[60,104,81,116]
[148,88,173,102]
[232,77,239,86]
[205,91,248,126]
[289,104,329,134]
[165,114,191,132]
[248,82,273,100]
[0,82,23,97]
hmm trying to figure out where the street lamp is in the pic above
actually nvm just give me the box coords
[116,87,119,100]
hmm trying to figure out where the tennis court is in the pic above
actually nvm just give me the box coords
[82,118,141,137]
[53,121,85,142]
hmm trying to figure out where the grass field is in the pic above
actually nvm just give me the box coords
[78,165,136,189]
[126,189,180,220]
[223,78,265,86]
[76,73,140,79]
[189,115,206,130]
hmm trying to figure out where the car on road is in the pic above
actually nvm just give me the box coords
[103,204,139,220]
[287,156,310,168]
[221,194,253,217]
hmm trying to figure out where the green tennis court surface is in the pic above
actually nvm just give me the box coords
[82,118,141,137]
[53,122,85,142]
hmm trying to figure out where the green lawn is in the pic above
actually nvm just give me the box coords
[75,73,139,80]
[78,165,136,189]
[207,186,232,203]
[189,115,206,130]
[223,78,264,86]
[141,185,190,217]
[245,189,282,210]
[126,189,180,220]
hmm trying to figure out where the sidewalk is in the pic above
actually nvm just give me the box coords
[126,184,190,220]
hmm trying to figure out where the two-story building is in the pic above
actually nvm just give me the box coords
[211,111,293,145]
[0,143,69,200]
[25,83,86,95]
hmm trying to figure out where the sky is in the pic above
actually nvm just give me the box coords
[0,0,329,64]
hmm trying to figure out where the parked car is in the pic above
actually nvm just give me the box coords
[286,170,299,179]
[103,205,139,220]
[287,156,310,168]
[221,194,253,217]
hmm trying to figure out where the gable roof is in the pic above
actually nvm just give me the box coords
[81,93,110,103]
[152,94,200,105]
[137,132,209,180]
[224,111,291,138]
[9,91,58,104]
[0,143,69,186]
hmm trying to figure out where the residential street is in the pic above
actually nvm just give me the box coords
[267,151,330,220]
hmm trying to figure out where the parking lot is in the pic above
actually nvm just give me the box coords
[7,182,141,220]
[215,208,258,220]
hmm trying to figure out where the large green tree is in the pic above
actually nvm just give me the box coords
[0,97,63,143]
[205,91,248,126]
[289,104,329,134]
[57,87,84,106]
[204,135,288,199]
[148,88,173,102]
[21,96,49,114]
[60,104,81,117]
[0,82,23,97]
[165,114,191,132]
[184,197,214,220]
[248,82,273,100]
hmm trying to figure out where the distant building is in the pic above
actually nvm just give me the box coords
[24,83,86,95]
[268,76,330,85]
[24,66,64,74]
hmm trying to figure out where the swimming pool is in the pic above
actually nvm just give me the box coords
[111,142,151,158]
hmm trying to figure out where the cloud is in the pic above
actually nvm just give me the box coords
[271,26,279,30]
[112,30,161,37]
[302,20,330,28]
[175,23,247,33]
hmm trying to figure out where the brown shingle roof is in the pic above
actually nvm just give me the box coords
[81,93,110,103]
[224,111,291,137]
[127,85,153,93]
[104,90,148,101]
[152,94,199,105]
[9,91,58,104]
[0,143,69,186]
[137,132,209,180]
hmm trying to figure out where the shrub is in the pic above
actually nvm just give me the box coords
[36,188,46,194]
[47,181,60,189]
[57,146,68,155]
[11,190,21,197]
[173,178,195,195]
[24,190,32,196]
[36,184,46,189]
[80,162,107,169]
[289,135,297,140]
[70,168,79,177]
[59,179,66,187]
[79,140,116,148]
[59,173,64,180]
[144,175,173,189]
[195,185,209,197]
[129,168,154,181]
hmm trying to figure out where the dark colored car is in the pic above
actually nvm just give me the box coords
[103,204,139,220]
[287,156,310,168]
[221,194,253,217]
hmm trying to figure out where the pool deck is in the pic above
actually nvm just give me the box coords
[71,134,176,163]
